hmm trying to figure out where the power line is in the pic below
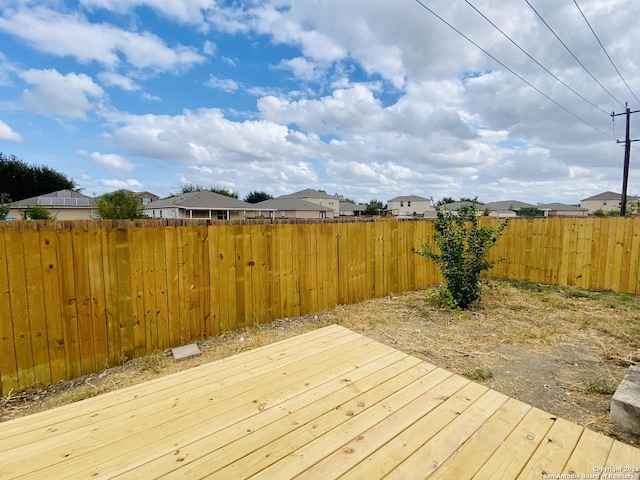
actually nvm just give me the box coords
[412,0,613,139]
[464,0,610,116]
[524,0,625,109]
[573,0,640,106]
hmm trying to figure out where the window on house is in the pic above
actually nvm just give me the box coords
[280,211,286,217]
[603,201,608,206]
[408,201,411,207]
[141,197,151,205]
[400,201,404,207]
[91,210,101,219]
[329,201,334,206]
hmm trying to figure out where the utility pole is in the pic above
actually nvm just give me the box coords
[611,103,640,215]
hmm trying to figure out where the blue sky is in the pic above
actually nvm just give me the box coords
[1,0,639,204]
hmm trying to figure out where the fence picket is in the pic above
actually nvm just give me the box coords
[1,216,640,392]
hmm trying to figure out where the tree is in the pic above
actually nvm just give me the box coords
[210,187,239,199]
[21,205,54,220]
[436,196,482,206]
[335,194,356,204]
[0,152,76,201]
[518,207,544,217]
[436,196,455,206]
[365,199,383,216]
[414,203,508,309]
[244,191,273,203]
[96,190,145,219]
[175,184,239,199]
[0,193,10,220]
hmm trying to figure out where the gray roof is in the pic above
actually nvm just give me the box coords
[11,189,96,207]
[254,198,333,211]
[388,195,431,202]
[483,200,536,211]
[439,201,479,210]
[538,203,588,211]
[581,191,621,201]
[279,189,338,199]
[339,202,367,211]
[145,191,262,210]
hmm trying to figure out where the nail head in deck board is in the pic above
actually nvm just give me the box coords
[171,343,201,361]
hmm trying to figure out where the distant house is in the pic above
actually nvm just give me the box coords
[339,202,367,217]
[580,191,638,214]
[482,200,536,218]
[386,195,434,218]
[8,189,97,220]
[438,201,480,214]
[135,191,160,206]
[144,191,272,220]
[254,198,334,219]
[538,203,588,217]
[278,189,340,217]
[102,189,160,207]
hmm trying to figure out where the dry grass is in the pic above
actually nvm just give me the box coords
[2,279,640,446]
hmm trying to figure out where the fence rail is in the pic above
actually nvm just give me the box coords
[1,216,639,394]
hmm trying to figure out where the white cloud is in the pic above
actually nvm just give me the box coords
[258,84,386,134]
[100,178,143,190]
[98,71,139,91]
[0,6,205,71]
[141,92,161,101]
[205,75,239,93]
[203,40,216,56]
[0,120,22,141]
[90,152,135,173]
[278,57,323,82]
[19,69,105,119]
[79,0,214,24]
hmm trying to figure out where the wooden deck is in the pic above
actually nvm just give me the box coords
[1,325,639,479]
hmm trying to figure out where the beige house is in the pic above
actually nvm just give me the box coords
[386,195,434,218]
[278,189,340,217]
[481,200,536,217]
[538,203,589,217]
[580,191,638,214]
[254,198,335,219]
[339,202,367,217]
[144,191,272,220]
[8,189,97,220]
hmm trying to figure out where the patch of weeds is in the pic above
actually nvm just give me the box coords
[563,288,594,300]
[65,385,97,403]
[508,280,554,294]
[138,353,164,374]
[463,368,494,381]
[425,287,460,310]
[582,379,616,395]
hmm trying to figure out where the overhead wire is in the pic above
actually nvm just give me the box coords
[572,0,640,106]
[464,0,610,116]
[412,0,614,139]
[524,0,625,109]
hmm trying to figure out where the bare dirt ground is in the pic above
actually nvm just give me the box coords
[2,279,640,446]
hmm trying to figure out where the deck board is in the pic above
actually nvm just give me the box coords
[0,325,639,479]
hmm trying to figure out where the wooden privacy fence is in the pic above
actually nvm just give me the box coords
[1,216,640,394]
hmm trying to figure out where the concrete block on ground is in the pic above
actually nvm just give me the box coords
[172,343,201,361]
[611,365,640,437]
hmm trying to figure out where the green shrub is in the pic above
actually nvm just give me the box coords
[414,204,508,309]
[21,205,54,220]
